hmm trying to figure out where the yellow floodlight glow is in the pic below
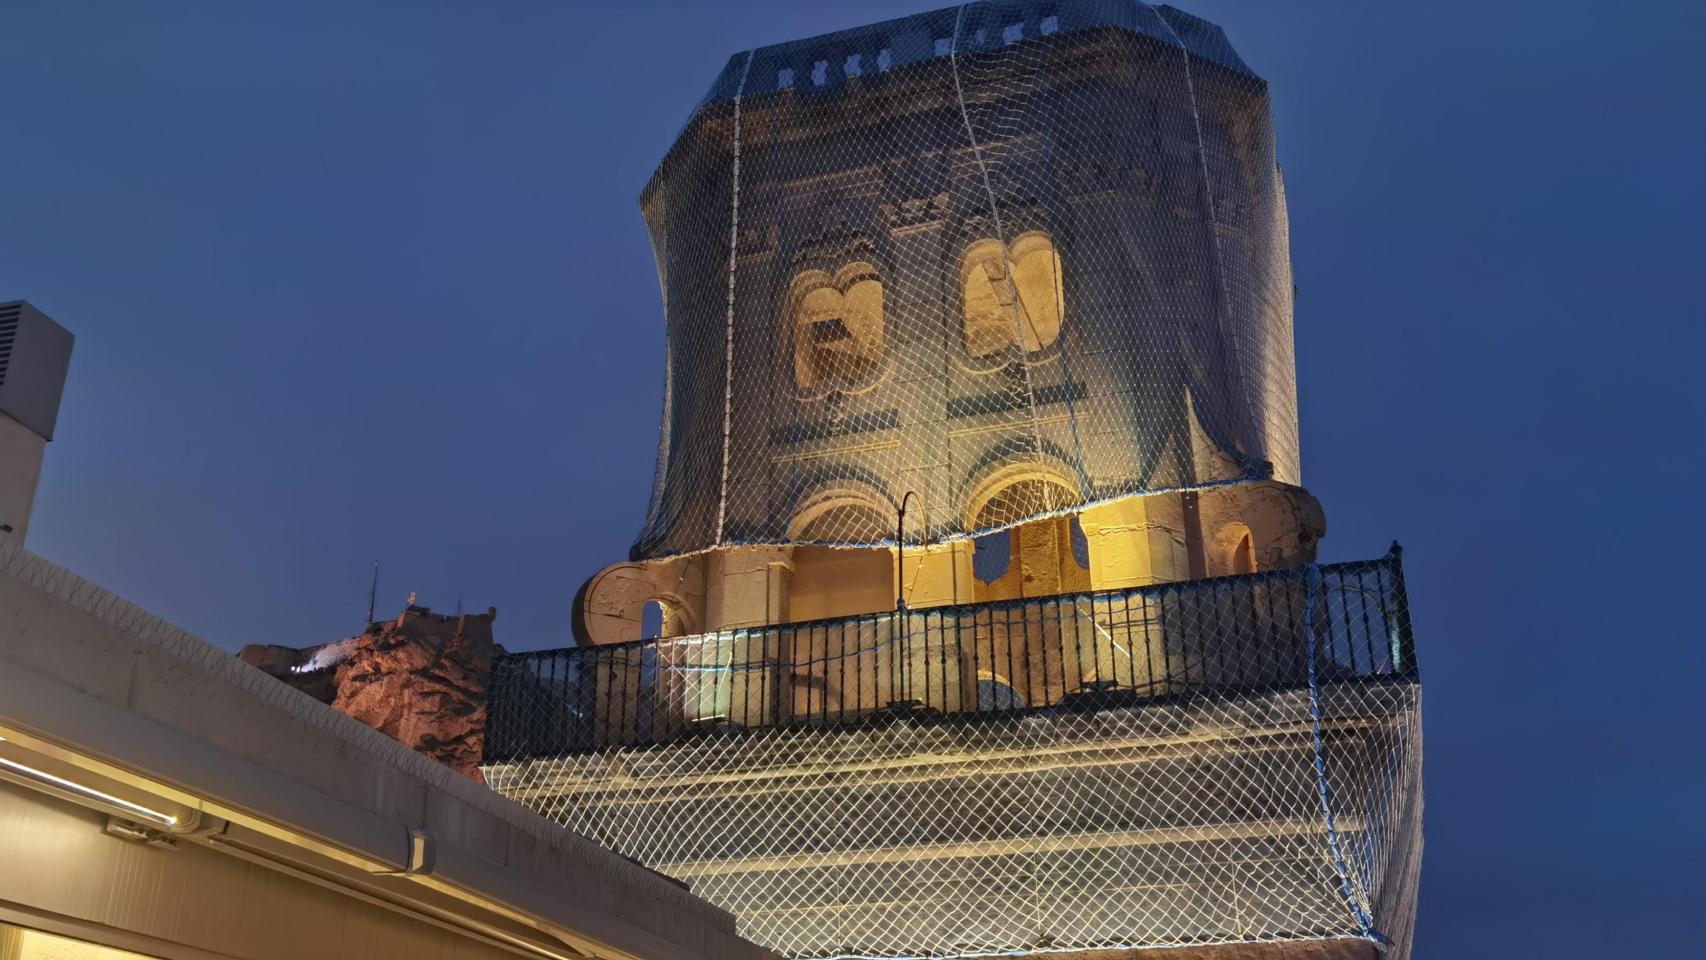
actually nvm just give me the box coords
[0,736,179,827]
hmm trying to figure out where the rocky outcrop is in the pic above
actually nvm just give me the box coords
[239,606,501,781]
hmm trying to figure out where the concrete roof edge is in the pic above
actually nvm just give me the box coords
[0,540,771,960]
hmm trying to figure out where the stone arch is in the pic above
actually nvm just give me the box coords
[640,599,666,640]
[963,460,1081,532]
[575,562,699,646]
[789,483,895,544]
[787,484,898,623]
[963,459,1091,602]
[1214,521,1258,575]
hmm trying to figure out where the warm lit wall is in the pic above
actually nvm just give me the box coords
[0,923,156,960]
[577,481,1325,644]
[971,515,1094,604]
[0,782,522,960]
[789,546,894,622]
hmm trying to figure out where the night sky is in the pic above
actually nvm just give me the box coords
[2,1,1701,956]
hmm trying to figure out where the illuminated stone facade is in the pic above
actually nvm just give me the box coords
[577,1,1322,646]
[502,6,1422,960]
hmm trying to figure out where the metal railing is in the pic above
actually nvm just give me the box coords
[484,547,1416,760]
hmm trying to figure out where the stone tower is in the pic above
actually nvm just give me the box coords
[489,5,1424,960]
[576,0,1323,647]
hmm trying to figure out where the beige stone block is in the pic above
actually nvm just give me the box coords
[706,546,793,630]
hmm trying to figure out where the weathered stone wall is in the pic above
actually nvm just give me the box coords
[578,480,1326,645]
[239,606,501,780]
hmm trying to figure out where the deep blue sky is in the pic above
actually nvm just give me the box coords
[2,1,1702,956]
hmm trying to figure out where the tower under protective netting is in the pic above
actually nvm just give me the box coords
[488,3,1423,959]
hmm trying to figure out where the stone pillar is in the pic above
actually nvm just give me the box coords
[902,540,975,609]
[1081,495,1191,589]
[706,545,794,631]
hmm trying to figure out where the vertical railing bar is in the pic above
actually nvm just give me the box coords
[1282,567,1303,687]
[1158,582,1173,694]
[810,623,820,723]
[622,646,635,746]
[594,647,606,750]
[490,552,1418,759]
[1356,567,1377,675]
[928,609,938,710]
[998,602,1011,711]
[1118,593,1132,691]
[949,607,959,713]
[1029,599,1039,707]
[1003,600,1014,710]
[546,652,559,754]
[1228,576,1245,686]
[1078,595,1091,696]
[1038,597,1051,705]
[1387,546,1416,677]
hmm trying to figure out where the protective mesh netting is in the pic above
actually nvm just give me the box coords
[633,0,1298,560]
[484,555,1422,959]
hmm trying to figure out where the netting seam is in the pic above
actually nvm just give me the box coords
[715,49,756,545]
[950,3,1057,515]
[1302,562,1383,946]
[1027,32,1094,505]
[1150,5,1260,464]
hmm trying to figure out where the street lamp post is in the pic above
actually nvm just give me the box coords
[892,492,920,711]
[895,491,919,616]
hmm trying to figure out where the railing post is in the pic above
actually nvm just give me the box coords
[1386,541,1418,678]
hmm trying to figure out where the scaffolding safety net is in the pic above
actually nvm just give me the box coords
[483,552,1423,960]
[631,0,1299,560]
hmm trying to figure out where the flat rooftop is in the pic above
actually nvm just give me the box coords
[0,537,778,960]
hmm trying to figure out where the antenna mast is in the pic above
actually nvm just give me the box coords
[366,561,379,627]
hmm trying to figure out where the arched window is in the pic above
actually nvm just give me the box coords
[641,599,666,640]
[1216,522,1257,575]
[792,263,885,392]
[962,232,1064,358]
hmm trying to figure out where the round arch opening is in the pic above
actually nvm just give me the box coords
[964,463,1081,532]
